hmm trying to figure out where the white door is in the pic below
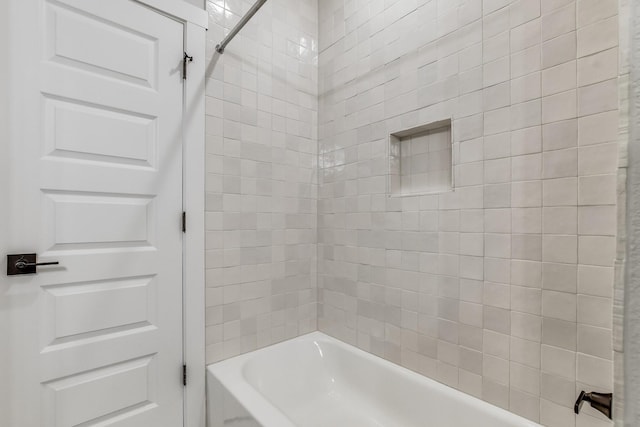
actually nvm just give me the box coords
[4,0,186,425]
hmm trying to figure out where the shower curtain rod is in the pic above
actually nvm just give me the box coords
[215,0,268,54]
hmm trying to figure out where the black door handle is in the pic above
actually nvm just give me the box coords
[7,254,60,276]
[15,260,59,269]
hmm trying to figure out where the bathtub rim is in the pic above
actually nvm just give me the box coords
[206,331,541,427]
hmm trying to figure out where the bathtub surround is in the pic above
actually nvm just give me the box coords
[204,0,319,363]
[205,0,624,425]
[318,0,619,426]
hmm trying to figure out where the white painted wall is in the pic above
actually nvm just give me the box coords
[625,0,640,424]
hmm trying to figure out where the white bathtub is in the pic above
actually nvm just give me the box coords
[207,332,540,427]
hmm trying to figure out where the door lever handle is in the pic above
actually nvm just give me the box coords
[15,260,59,269]
[7,254,60,276]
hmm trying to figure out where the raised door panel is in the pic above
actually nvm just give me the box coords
[42,356,157,427]
[44,97,157,167]
[45,1,158,88]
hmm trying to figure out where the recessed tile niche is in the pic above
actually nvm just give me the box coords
[389,119,453,196]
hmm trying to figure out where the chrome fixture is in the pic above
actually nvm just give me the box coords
[215,0,267,54]
[574,391,612,419]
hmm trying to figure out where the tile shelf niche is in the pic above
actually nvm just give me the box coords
[389,119,453,197]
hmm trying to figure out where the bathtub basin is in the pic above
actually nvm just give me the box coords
[207,332,540,427]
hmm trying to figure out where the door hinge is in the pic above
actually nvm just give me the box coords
[183,52,193,80]
[182,211,186,233]
[183,364,187,386]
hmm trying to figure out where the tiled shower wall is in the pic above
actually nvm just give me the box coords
[317,0,619,425]
[204,0,318,363]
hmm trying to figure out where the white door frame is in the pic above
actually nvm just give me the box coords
[135,2,208,427]
[0,1,207,426]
